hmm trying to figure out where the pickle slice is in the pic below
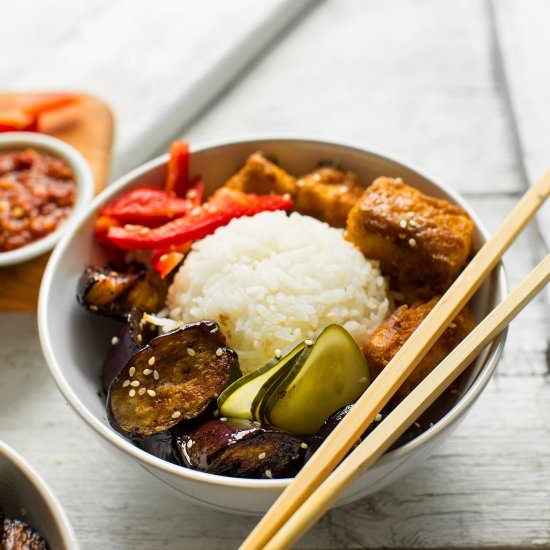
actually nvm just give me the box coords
[262,325,371,435]
[108,320,239,438]
[217,341,305,420]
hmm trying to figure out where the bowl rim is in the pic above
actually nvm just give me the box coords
[0,440,78,548]
[38,136,507,491]
[0,131,95,267]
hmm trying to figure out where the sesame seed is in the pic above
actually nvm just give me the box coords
[409,219,419,228]
[283,193,291,200]
[139,227,149,234]
[129,366,136,377]
[399,219,407,229]
[153,370,160,380]
[187,347,196,356]
[359,376,368,383]
[148,356,156,366]
[187,439,194,448]
[395,177,403,184]
[300,442,308,450]
[143,369,152,375]
[186,189,197,199]
[375,413,383,422]
[305,339,314,346]
[274,349,282,359]
[406,211,414,218]
[130,380,140,387]
[215,348,223,357]
[265,469,273,479]
[191,207,201,216]
[137,334,143,343]
[129,389,136,397]
[122,380,130,387]
[414,422,421,428]
[408,238,417,247]
[258,452,266,460]
[172,411,182,419]
[111,336,119,345]
[147,389,156,397]
[220,417,228,422]
[159,253,168,262]
[138,388,146,395]
[449,322,457,328]
[89,305,98,311]
[252,421,262,427]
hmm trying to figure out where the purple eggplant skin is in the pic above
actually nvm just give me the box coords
[305,404,426,462]
[136,431,182,466]
[177,418,306,479]
[102,308,158,392]
[1,517,48,550]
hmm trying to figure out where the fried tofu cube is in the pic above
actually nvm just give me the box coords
[346,177,475,290]
[225,152,297,196]
[363,297,475,400]
[295,167,364,227]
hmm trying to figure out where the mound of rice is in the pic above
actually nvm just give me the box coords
[167,211,389,374]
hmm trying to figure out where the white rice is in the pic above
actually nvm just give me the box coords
[167,211,389,374]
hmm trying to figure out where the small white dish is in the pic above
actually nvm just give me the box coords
[0,441,77,549]
[38,138,507,515]
[0,132,94,267]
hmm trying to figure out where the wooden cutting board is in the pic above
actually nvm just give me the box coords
[0,93,113,312]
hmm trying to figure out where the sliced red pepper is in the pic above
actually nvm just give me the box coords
[94,215,126,266]
[165,140,190,197]
[107,188,292,250]
[186,176,204,206]
[151,243,191,278]
[100,186,195,226]
[0,93,77,132]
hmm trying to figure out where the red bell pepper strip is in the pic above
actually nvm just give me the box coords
[165,140,190,197]
[94,215,126,266]
[100,186,196,226]
[151,243,192,278]
[0,93,78,132]
[107,188,293,250]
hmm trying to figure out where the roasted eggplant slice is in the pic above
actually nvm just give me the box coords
[102,308,159,391]
[124,269,170,314]
[178,418,305,478]
[305,404,426,462]
[77,265,170,318]
[1,518,48,550]
[108,321,239,438]
[136,430,182,465]
[77,265,143,317]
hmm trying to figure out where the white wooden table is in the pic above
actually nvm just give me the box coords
[1,1,549,548]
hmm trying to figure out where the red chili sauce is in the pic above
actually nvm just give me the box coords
[0,148,76,252]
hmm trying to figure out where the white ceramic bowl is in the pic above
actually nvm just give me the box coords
[0,132,94,266]
[0,441,77,548]
[38,138,506,515]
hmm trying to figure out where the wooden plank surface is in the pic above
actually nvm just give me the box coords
[491,0,550,248]
[0,94,113,311]
[0,0,549,548]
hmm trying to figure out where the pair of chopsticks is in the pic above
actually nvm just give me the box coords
[241,170,550,550]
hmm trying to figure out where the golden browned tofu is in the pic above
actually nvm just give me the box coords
[363,297,475,399]
[225,152,297,196]
[294,167,364,227]
[346,177,475,290]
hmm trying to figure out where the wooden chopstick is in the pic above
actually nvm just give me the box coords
[240,171,550,550]
[264,252,550,549]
